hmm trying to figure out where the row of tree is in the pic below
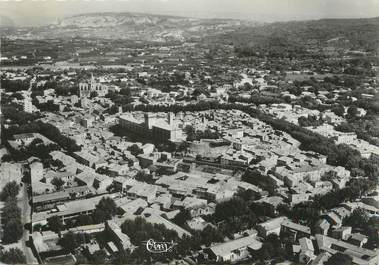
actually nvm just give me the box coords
[0,248,26,264]
[298,115,324,127]
[2,105,41,125]
[1,182,23,244]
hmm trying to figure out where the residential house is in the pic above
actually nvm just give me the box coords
[205,236,262,263]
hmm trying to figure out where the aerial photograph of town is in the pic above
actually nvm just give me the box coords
[0,0,378,264]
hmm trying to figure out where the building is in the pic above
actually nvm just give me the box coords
[31,231,63,260]
[310,252,332,265]
[105,221,132,253]
[32,195,111,226]
[348,233,368,248]
[332,226,352,240]
[67,223,105,234]
[79,75,109,98]
[205,236,262,263]
[141,209,191,239]
[280,220,311,242]
[256,217,287,238]
[126,182,157,203]
[113,177,138,194]
[75,170,112,194]
[24,95,33,113]
[119,198,148,216]
[315,234,378,265]
[72,150,101,168]
[298,237,316,264]
[49,151,77,167]
[119,112,183,142]
[220,149,253,167]
[315,219,330,235]
[32,186,92,211]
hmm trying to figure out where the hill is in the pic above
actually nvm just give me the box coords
[34,12,260,41]
[208,17,379,57]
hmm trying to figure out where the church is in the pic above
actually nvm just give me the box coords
[79,74,109,98]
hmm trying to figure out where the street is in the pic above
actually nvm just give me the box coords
[17,184,38,264]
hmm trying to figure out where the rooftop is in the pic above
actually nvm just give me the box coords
[33,186,90,204]
[281,220,311,234]
[315,234,377,265]
[209,236,262,257]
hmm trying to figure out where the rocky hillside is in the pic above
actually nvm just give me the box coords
[56,12,200,28]
[44,12,259,41]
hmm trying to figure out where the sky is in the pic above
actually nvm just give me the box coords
[1,0,379,26]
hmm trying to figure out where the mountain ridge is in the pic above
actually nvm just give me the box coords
[35,11,259,41]
[54,11,256,28]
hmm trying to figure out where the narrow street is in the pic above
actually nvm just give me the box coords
[17,184,38,264]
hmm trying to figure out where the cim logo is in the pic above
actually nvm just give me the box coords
[144,239,177,253]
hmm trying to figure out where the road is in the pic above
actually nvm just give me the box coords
[18,183,38,264]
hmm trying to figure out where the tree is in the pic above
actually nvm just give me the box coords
[366,216,379,249]
[242,169,276,195]
[94,197,118,223]
[326,253,352,265]
[1,197,23,244]
[121,217,178,246]
[47,216,64,234]
[51,177,65,191]
[135,171,154,184]
[91,249,107,265]
[58,231,80,253]
[214,197,249,222]
[177,234,201,256]
[127,144,143,157]
[120,87,131,97]
[184,125,196,141]
[112,252,131,265]
[51,159,64,169]
[3,198,21,222]
[172,209,191,226]
[200,225,223,246]
[347,106,359,119]
[1,154,12,162]
[77,215,94,226]
[0,181,20,201]
[251,234,286,262]
[2,218,23,243]
[249,202,276,218]
[343,208,369,229]
[0,248,26,264]
[298,115,323,127]
[236,189,260,201]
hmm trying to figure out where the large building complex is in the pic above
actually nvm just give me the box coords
[119,112,184,142]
